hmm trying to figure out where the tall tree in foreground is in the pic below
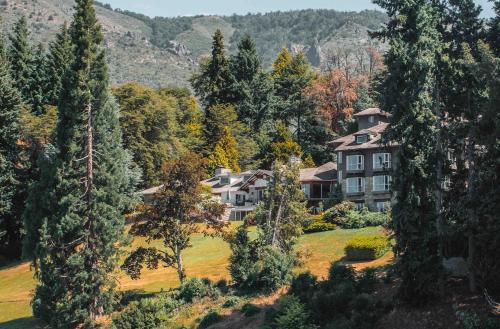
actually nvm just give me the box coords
[30,0,137,326]
[488,0,500,55]
[0,38,24,260]
[374,0,443,304]
[45,23,73,105]
[122,153,226,283]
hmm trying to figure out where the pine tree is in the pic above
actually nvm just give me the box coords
[272,48,293,78]
[8,16,33,107]
[46,23,73,105]
[29,0,138,326]
[190,29,235,108]
[0,39,24,260]
[488,0,500,55]
[374,0,444,304]
[232,34,260,85]
[29,44,48,115]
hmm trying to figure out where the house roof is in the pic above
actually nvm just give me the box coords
[353,107,390,117]
[300,162,337,182]
[239,169,273,191]
[138,185,163,195]
[329,122,397,152]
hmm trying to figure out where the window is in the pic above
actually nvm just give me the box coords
[338,170,342,181]
[347,155,364,171]
[355,202,365,211]
[346,177,364,193]
[220,176,230,185]
[368,115,375,123]
[356,135,368,144]
[376,201,389,212]
[338,152,342,164]
[373,175,391,191]
[373,153,391,169]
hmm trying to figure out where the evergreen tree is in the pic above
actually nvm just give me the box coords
[8,16,33,107]
[231,34,261,86]
[488,0,500,55]
[272,47,293,78]
[264,122,303,168]
[203,103,238,148]
[46,23,73,105]
[374,0,443,304]
[190,29,235,108]
[0,40,24,260]
[29,1,138,326]
[29,44,48,115]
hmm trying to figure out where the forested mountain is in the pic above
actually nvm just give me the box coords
[0,0,387,87]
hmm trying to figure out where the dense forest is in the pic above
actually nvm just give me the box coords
[0,0,499,328]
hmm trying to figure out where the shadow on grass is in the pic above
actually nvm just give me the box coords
[0,317,45,329]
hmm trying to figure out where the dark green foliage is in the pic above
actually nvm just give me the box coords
[328,263,356,284]
[29,44,48,115]
[241,303,261,317]
[323,184,343,210]
[254,246,295,291]
[374,0,444,304]
[274,295,317,329]
[228,224,258,287]
[29,0,138,326]
[0,45,24,260]
[178,278,220,303]
[341,209,390,229]
[489,1,500,55]
[7,16,33,107]
[322,201,355,224]
[111,294,178,329]
[303,221,337,234]
[289,272,318,303]
[45,23,73,106]
[198,310,222,329]
[356,268,378,294]
[344,236,391,261]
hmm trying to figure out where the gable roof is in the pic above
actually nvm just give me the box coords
[353,107,390,117]
[329,122,397,152]
[300,162,337,182]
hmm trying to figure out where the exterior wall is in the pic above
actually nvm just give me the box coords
[337,147,396,211]
[357,115,389,130]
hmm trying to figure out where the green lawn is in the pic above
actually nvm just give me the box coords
[0,225,389,329]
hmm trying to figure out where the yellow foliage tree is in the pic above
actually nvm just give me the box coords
[272,47,293,78]
[208,126,240,173]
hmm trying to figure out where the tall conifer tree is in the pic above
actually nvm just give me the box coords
[30,0,137,326]
[374,0,443,304]
[488,0,500,55]
[8,16,33,107]
[0,37,24,259]
[46,23,73,105]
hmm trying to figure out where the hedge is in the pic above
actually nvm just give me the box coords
[344,236,391,261]
[303,221,337,233]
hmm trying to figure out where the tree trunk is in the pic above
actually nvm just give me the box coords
[468,231,476,292]
[466,136,477,293]
[175,246,185,283]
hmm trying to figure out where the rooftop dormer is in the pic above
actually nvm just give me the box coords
[354,108,390,130]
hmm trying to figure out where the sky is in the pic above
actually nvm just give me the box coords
[103,0,495,18]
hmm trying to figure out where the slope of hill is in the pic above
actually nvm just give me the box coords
[0,0,387,87]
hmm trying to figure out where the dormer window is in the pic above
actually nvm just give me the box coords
[356,135,368,144]
[220,176,230,185]
[368,115,375,123]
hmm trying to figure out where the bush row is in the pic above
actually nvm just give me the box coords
[344,235,391,261]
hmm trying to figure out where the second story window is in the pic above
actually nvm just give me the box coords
[338,152,342,164]
[373,175,392,191]
[373,153,391,169]
[347,155,364,171]
[368,115,375,123]
[220,176,230,185]
[346,177,364,193]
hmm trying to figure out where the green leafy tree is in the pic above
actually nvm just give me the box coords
[253,162,308,253]
[28,1,138,326]
[374,0,443,304]
[122,153,226,283]
[208,126,240,173]
[190,29,235,108]
[46,23,73,105]
[0,42,24,260]
[8,16,33,108]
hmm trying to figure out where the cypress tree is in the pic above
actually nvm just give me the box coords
[46,23,73,105]
[0,37,24,260]
[374,0,443,304]
[8,16,33,107]
[29,0,137,326]
[190,29,235,108]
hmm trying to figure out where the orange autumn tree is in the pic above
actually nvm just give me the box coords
[307,69,364,135]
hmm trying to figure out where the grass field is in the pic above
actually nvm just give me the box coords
[0,224,391,329]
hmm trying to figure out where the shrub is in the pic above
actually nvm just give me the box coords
[222,296,241,308]
[228,225,259,287]
[178,278,219,303]
[255,246,295,291]
[274,295,318,329]
[328,263,356,284]
[111,294,178,329]
[344,236,391,261]
[303,221,337,233]
[356,268,378,293]
[322,201,355,224]
[342,209,390,229]
[198,310,222,329]
[289,272,318,303]
[242,303,261,317]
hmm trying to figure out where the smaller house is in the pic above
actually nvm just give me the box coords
[300,162,338,204]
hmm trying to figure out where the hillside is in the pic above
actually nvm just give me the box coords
[0,0,387,87]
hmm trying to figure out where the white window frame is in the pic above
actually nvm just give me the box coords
[347,155,364,171]
[373,175,392,192]
[373,153,392,169]
[338,170,342,181]
[356,135,368,144]
[346,177,365,193]
[368,115,375,123]
[338,152,342,164]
